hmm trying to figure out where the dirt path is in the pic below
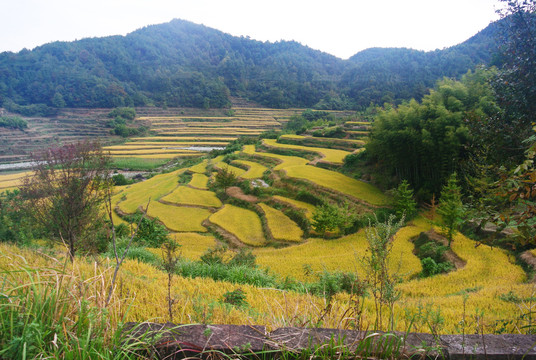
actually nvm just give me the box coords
[226,186,258,203]
[423,229,467,270]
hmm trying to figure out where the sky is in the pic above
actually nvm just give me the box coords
[1,0,503,59]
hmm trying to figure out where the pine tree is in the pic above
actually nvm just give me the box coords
[438,173,465,247]
[393,180,417,221]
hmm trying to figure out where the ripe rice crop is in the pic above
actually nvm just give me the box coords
[242,145,309,169]
[0,171,32,182]
[131,136,237,141]
[279,134,366,146]
[188,159,208,173]
[345,121,372,126]
[263,139,352,164]
[111,153,201,159]
[146,201,210,232]
[254,223,421,281]
[107,149,199,155]
[232,160,268,179]
[162,186,222,208]
[189,173,209,189]
[117,169,184,214]
[259,203,303,242]
[213,162,247,177]
[272,195,316,219]
[209,204,265,246]
[284,165,389,206]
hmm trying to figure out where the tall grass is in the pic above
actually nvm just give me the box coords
[0,256,154,359]
[111,157,169,171]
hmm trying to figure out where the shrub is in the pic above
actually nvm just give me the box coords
[222,288,248,307]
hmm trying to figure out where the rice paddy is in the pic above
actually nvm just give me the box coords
[258,203,303,242]
[209,205,265,246]
[232,160,268,179]
[146,201,210,232]
[162,186,222,208]
[262,139,353,164]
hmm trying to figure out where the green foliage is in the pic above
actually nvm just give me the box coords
[221,288,248,307]
[108,107,136,120]
[213,166,237,191]
[420,257,453,277]
[312,203,340,236]
[366,69,497,198]
[126,214,170,247]
[111,173,131,186]
[0,116,27,130]
[438,173,465,247]
[363,214,405,331]
[393,180,417,221]
[0,190,35,244]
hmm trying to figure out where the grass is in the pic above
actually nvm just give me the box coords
[111,157,170,170]
[161,186,222,208]
[209,204,265,246]
[232,160,268,179]
[146,201,211,232]
[259,203,303,242]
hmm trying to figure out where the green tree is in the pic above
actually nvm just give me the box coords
[438,173,465,247]
[214,166,237,192]
[393,180,417,221]
[312,203,340,237]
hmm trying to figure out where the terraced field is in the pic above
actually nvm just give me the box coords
[5,105,532,335]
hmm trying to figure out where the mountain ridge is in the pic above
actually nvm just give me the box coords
[0,18,501,111]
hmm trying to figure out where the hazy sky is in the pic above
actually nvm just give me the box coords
[1,0,503,59]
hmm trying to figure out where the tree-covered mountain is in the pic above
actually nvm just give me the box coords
[0,18,501,111]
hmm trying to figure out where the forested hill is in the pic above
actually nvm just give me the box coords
[0,18,501,112]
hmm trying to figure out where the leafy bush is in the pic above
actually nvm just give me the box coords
[0,116,28,130]
[222,288,248,307]
[108,107,136,120]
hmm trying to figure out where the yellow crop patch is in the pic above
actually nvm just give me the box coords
[213,162,247,177]
[284,165,389,206]
[242,145,309,169]
[188,159,208,174]
[272,195,316,219]
[189,173,209,189]
[232,160,268,179]
[259,203,303,242]
[117,169,184,214]
[255,223,421,281]
[263,139,352,164]
[131,136,237,141]
[209,205,265,246]
[111,153,201,159]
[162,186,222,208]
[146,201,210,232]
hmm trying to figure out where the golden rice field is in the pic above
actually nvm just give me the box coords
[258,203,303,242]
[209,205,265,246]
[242,145,309,169]
[162,186,222,208]
[279,134,366,146]
[284,165,389,206]
[116,169,184,214]
[263,139,353,164]
[146,201,210,232]
[188,159,209,173]
[188,173,209,189]
[213,162,247,177]
[271,195,316,219]
[231,160,268,179]
[0,171,31,191]
[131,136,237,142]
[2,223,533,335]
